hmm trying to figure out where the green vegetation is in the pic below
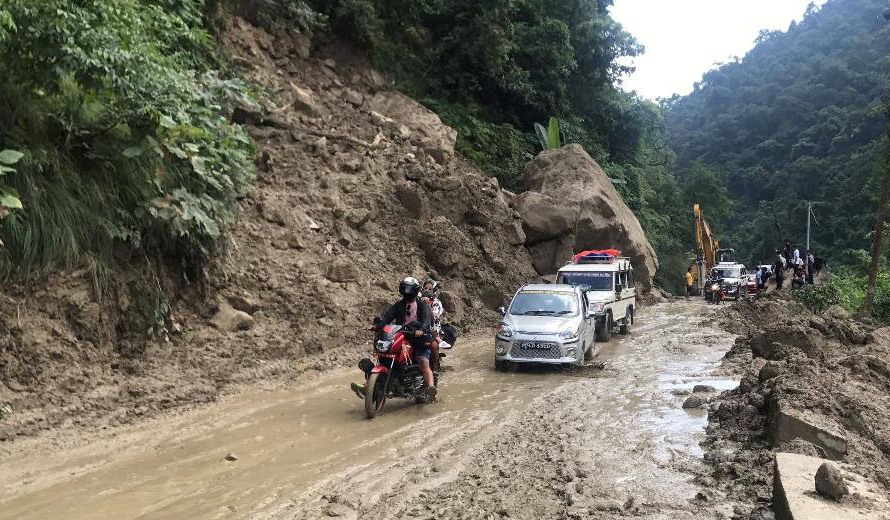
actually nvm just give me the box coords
[795,247,890,322]
[0,150,24,220]
[0,1,255,279]
[666,0,890,268]
[534,117,563,150]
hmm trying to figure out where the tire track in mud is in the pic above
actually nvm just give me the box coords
[250,301,739,520]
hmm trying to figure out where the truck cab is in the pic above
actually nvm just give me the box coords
[555,251,635,342]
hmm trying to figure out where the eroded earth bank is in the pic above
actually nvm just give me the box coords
[1,301,742,520]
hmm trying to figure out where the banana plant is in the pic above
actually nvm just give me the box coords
[534,116,562,150]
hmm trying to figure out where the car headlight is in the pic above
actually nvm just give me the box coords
[497,323,514,338]
[589,303,605,314]
[566,347,577,357]
[559,327,579,341]
[496,344,507,355]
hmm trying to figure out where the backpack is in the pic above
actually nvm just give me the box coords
[441,323,458,346]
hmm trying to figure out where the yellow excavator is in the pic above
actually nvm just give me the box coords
[692,204,734,294]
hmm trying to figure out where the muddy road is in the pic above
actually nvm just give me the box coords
[0,301,739,519]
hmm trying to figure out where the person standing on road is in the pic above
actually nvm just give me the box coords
[760,266,772,288]
[784,240,793,271]
[806,250,815,285]
[755,266,762,290]
[685,267,696,299]
[774,253,785,290]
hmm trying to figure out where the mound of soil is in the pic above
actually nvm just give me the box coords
[0,16,542,441]
[701,294,890,518]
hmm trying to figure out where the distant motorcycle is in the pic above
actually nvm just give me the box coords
[704,277,725,304]
[358,321,439,419]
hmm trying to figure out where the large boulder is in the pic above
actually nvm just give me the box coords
[518,144,659,292]
[510,192,576,244]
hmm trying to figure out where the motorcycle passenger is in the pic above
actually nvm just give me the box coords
[422,280,450,364]
[378,277,438,398]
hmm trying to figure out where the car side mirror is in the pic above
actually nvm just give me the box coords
[497,306,506,316]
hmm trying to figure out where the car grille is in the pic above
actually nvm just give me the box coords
[511,341,562,359]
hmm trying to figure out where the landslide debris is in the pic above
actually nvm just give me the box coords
[700,293,890,518]
[514,144,659,291]
[0,15,540,441]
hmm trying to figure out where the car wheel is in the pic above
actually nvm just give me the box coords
[584,341,595,362]
[596,314,612,342]
[619,311,632,335]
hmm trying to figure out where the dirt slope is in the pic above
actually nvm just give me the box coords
[0,16,543,441]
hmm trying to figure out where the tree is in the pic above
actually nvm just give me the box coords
[864,104,890,315]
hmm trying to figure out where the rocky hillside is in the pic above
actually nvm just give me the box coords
[0,14,658,441]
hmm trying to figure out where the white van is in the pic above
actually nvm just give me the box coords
[555,253,635,342]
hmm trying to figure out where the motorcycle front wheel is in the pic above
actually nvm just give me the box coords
[364,372,388,419]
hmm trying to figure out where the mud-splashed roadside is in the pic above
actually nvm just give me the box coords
[0,301,739,519]
[251,301,740,520]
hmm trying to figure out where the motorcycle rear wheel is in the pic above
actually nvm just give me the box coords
[364,372,387,419]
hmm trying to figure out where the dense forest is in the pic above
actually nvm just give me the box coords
[0,1,257,279]
[667,0,890,269]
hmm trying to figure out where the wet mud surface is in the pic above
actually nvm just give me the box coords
[0,301,738,519]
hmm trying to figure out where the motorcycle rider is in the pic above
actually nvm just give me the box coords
[351,277,438,400]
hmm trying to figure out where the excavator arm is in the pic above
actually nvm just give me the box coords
[693,204,719,291]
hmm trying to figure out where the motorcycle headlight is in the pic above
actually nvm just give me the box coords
[711,284,720,291]
[375,340,393,353]
[497,323,514,338]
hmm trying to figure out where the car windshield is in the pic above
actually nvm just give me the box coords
[712,267,740,279]
[557,271,613,291]
[509,290,579,316]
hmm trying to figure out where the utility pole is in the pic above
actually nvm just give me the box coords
[806,201,812,252]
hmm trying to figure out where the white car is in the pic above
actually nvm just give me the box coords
[555,253,635,342]
[494,284,598,369]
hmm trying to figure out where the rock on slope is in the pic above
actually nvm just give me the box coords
[513,144,659,292]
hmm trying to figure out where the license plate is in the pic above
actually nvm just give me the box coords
[523,341,552,349]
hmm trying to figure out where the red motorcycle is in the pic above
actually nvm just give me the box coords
[360,322,440,419]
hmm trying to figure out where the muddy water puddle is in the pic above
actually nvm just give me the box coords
[0,301,737,519]
[0,338,582,519]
